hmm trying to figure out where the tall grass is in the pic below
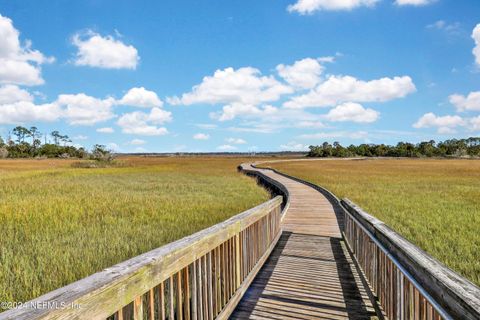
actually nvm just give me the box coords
[267,159,480,286]
[0,157,270,305]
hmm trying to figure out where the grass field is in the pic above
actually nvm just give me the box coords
[0,156,270,306]
[266,158,480,286]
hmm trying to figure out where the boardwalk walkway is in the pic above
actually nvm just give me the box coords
[231,164,378,319]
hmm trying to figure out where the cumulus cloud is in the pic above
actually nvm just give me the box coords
[325,102,379,123]
[193,133,210,140]
[0,14,54,86]
[276,57,332,89]
[395,0,436,6]
[449,91,480,112]
[168,67,292,106]
[226,138,247,144]
[0,101,60,125]
[287,0,379,14]
[96,127,114,133]
[56,93,116,125]
[413,113,464,133]
[0,85,33,104]
[284,75,416,109]
[472,24,480,66]
[217,144,237,151]
[72,30,139,69]
[470,116,480,131]
[118,87,163,108]
[117,107,171,136]
[211,104,278,121]
[0,85,173,129]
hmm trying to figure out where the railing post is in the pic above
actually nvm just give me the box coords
[235,234,241,289]
[133,296,143,320]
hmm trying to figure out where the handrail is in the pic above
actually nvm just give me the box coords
[238,163,290,217]
[0,196,283,320]
[342,199,480,320]
[251,162,480,320]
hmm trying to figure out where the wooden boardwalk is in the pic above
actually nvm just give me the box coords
[231,165,378,319]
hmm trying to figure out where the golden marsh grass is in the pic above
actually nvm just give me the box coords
[0,156,270,305]
[267,158,480,286]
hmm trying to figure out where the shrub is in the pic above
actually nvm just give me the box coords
[0,147,8,159]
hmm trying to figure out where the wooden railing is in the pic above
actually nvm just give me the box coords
[0,196,282,320]
[342,199,480,320]
[251,162,480,320]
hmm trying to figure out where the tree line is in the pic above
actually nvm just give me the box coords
[0,126,110,160]
[307,138,480,158]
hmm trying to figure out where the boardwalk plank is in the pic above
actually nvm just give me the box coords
[231,165,377,319]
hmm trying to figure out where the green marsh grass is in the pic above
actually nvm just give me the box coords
[0,157,270,305]
[267,158,480,286]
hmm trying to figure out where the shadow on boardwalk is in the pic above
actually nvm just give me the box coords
[231,231,377,320]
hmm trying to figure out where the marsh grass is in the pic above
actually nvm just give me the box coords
[0,156,269,305]
[267,158,480,286]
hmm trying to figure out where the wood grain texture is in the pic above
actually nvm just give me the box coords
[233,164,377,319]
[0,193,282,320]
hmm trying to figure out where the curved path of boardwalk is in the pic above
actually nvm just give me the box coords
[231,164,378,320]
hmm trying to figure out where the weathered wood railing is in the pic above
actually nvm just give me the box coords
[342,199,480,320]
[0,196,282,320]
[252,162,480,320]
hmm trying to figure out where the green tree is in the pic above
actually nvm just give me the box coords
[12,126,31,143]
[51,131,61,145]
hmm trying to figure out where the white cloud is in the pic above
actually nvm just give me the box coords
[0,101,60,125]
[287,0,379,14]
[0,85,33,104]
[106,143,121,152]
[325,102,379,123]
[226,138,247,144]
[129,138,146,145]
[437,127,456,134]
[276,57,332,89]
[211,103,278,121]
[0,85,171,127]
[0,14,54,86]
[217,144,237,151]
[395,0,436,6]
[296,120,326,128]
[413,113,465,133]
[56,93,116,125]
[470,116,480,131]
[168,67,292,106]
[472,24,480,66]
[72,30,139,69]
[449,91,480,112]
[284,75,416,109]
[0,85,58,125]
[117,107,171,136]
[96,127,114,133]
[73,135,88,140]
[426,20,461,35]
[193,133,210,140]
[299,131,369,140]
[279,141,310,151]
[228,108,326,133]
[119,87,163,108]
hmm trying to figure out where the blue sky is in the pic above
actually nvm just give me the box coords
[0,0,479,152]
